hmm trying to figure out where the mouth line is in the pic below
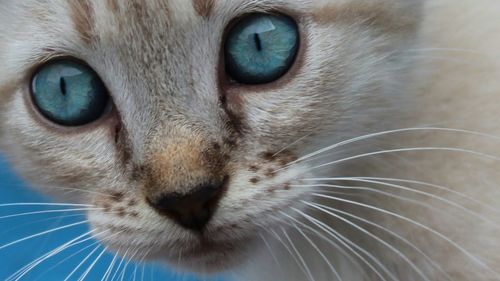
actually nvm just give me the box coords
[179,240,237,259]
[185,232,252,253]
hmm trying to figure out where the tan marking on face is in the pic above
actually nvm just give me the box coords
[29,5,51,23]
[193,0,215,18]
[260,152,275,162]
[249,165,259,172]
[116,207,126,217]
[249,177,260,184]
[0,81,19,111]
[143,134,225,198]
[69,0,95,45]
[102,203,111,212]
[313,2,419,32]
[265,168,275,178]
[128,198,138,206]
[110,191,125,201]
[106,0,120,14]
[0,80,19,144]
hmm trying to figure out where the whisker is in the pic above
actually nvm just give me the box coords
[0,207,103,220]
[102,250,120,281]
[292,207,391,281]
[64,244,102,281]
[8,227,117,280]
[300,203,454,281]
[276,127,500,172]
[284,214,343,281]
[355,176,500,215]
[298,178,500,229]
[7,230,97,281]
[176,247,183,273]
[258,233,283,273]
[404,55,479,65]
[273,212,366,279]
[136,248,152,275]
[56,231,121,281]
[404,47,491,56]
[281,227,317,281]
[0,203,95,208]
[110,249,128,281]
[294,183,444,213]
[78,247,108,281]
[267,228,313,281]
[35,240,104,280]
[357,178,500,226]
[119,247,141,281]
[0,220,89,251]
[52,187,117,199]
[305,201,431,281]
[118,258,130,281]
[132,264,138,281]
[273,132,314,157]
[0,213,87,237]
[141,263,145,281]
[311,193,500,279]
[307,147,500,172]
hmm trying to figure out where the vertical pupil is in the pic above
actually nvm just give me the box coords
[60,77,67,96]
[224,14,299,84]
[254,33,262,51]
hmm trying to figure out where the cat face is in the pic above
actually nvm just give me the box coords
[0,0,421,272]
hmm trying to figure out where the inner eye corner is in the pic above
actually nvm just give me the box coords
[28,57,113,130]
[222,12,301,86]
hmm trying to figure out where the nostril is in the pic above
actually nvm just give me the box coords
[147,179,227,231]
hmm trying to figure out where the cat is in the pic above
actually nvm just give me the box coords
[1,0,500,280]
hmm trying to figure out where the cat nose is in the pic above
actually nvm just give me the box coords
[147,181,226,231]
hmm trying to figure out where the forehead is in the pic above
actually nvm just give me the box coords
[38,0,314,33]
[68,0,315,57]
[2,0,418,62]
[2,0,314,50]
[9,0,316,85]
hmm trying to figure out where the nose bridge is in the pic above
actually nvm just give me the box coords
[142,126,225,199]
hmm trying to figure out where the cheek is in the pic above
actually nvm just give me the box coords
[88,192,151,244]
[1,91,120,198]
[240,94,343,155]
[92,190,141,219]
[217,151,306,214]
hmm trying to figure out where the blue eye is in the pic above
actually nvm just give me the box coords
[224,14,299,85]
[31,60,109,126]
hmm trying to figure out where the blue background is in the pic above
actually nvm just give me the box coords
[0,156,223,281]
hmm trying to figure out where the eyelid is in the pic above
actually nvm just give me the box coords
[26,49,71,70]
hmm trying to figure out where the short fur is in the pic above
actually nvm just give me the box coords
[1,0,500,280]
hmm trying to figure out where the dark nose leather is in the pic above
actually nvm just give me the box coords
[148,182,225,231]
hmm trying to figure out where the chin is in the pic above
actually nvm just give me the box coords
[148,234,256,273]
